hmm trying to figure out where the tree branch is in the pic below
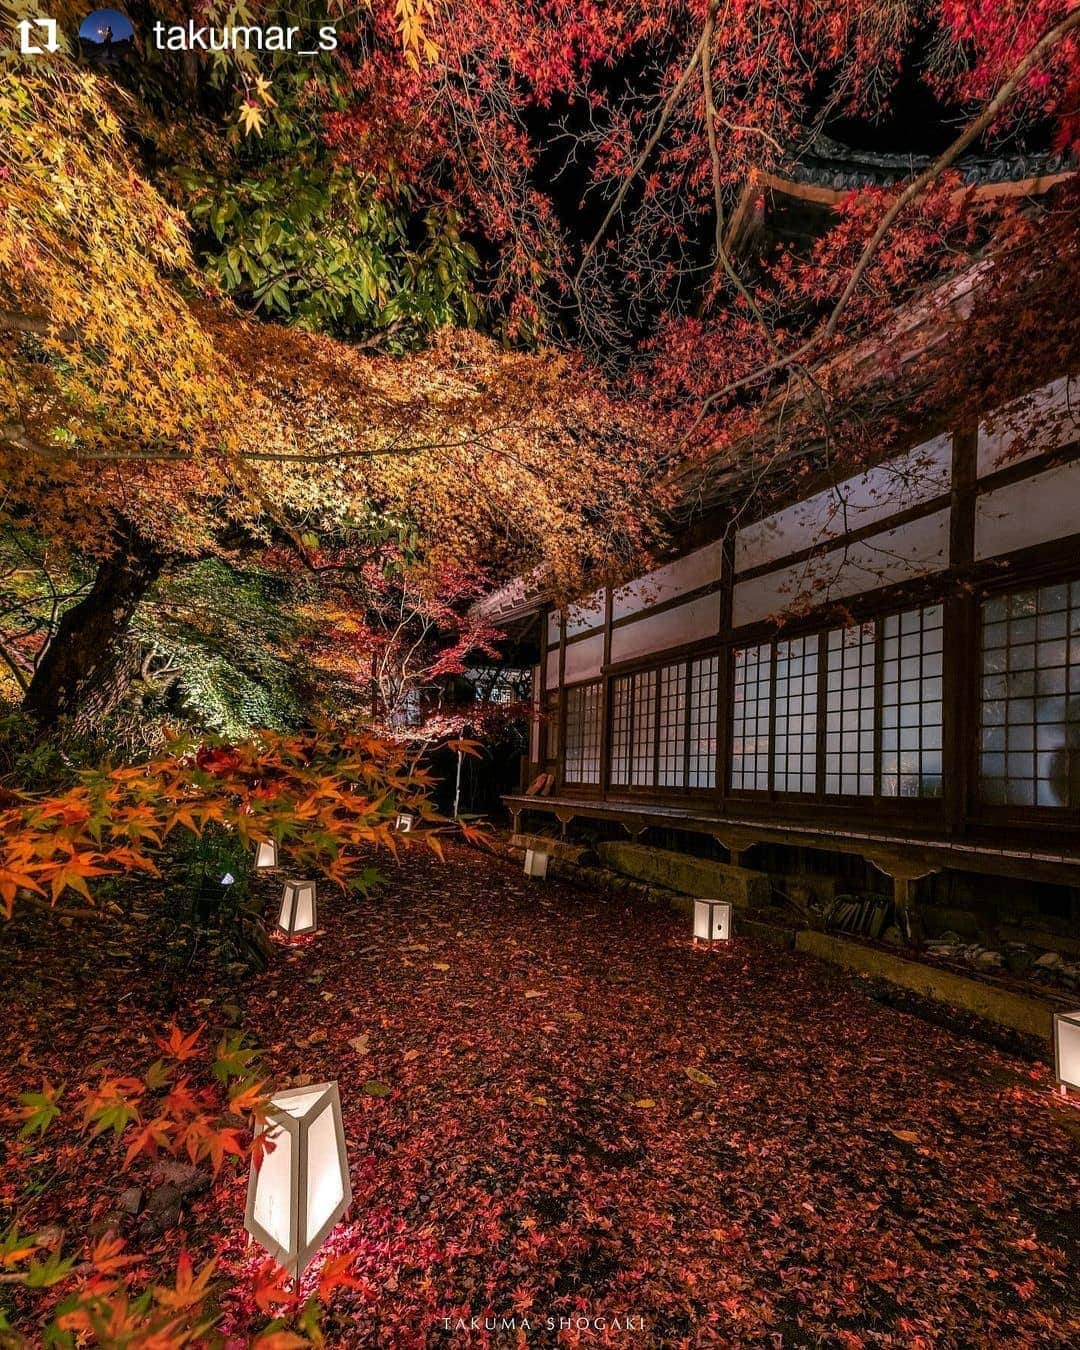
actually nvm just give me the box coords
[0,638,31,694]
[574,17,711,289]
[0,310,51,336]
[680,5,1080,448]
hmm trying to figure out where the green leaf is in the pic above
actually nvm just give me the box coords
[213,1032,260,1083]
[17,1083,64,1138]
[24,1250,76,1288]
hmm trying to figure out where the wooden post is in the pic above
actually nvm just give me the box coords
[452,749,463,819]
[867,852,938,946]
[713,828,760,868]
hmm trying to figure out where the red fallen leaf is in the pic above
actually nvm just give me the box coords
[155,1023,204,1063]
[252,1259,293,1314]
[194,746,242,776]
[89,1236,142,1277]
[250,1332,309,1350]
[122,1116,173,1169]
[4,828,1077,1343]
[317,1250,364,1299]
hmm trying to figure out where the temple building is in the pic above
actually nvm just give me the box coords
[475,157,1079,943]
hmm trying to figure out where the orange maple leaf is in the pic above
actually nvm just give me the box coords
[156,1023,204,1063]
[153,1251,216,1311]
[316,1250,364,1299]
[252,1259,293,1313]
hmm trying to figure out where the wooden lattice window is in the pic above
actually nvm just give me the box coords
[880,604,943,798]
[564,682,603,785]
[610,676,633,786]
[825,623,876,796]
[658,664,688,786]
[732,604,945,800]
[688,655,719,788]
[773,634,819,793]
[731,643,771,791]
[610,657,721,791]
[980,580,1080,808]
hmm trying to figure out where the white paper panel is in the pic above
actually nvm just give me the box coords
[545,647,559,690]
[529,664,541,760]
[975,460,1080,560]
[305,1104,344,1244]
[610,592,721,664]
[977,375,1080,478]
[566,589,605,637]
[732,510,950,628]
[545,610,561,648]
[562,632,604,684]
[253,1122,293,1249]
[293,885,315,931]
[735,435,952,575]
[612,542,723,621]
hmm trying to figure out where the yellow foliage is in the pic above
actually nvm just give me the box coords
[0,58,665,594]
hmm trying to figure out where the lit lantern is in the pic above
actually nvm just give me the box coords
[1054,1010,1080,1093]
[396,812,415,832]
[277,880,318,937]
[524,849,549,879]
[255,839,279,870]
[244,1081,351,1279]
[693,898,733,943]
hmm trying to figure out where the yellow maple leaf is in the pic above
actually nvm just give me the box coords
[237,102,265,138]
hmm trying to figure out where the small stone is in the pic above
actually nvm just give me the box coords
[119,1186,143,1215]
[882,925,903,946]
[1035,951,1064,967]
[1004,949,1034,976]
[138,1184,181,1239]
[150,1161,208,1196]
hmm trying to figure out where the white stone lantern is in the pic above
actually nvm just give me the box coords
[395,812,415,832]
[693,898,733,943]
[277,880,317,937]
[254,839,279,870]
[244,1081,351,1279]
[524,849,549,878]
[1054,1010,1080,1094]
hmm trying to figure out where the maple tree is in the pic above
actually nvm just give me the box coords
[0,15,664,735]
[324,0,1079,332]
[0,723,457,921]
[4,3,1078,737]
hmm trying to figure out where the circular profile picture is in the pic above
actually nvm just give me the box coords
[78,8,135,63]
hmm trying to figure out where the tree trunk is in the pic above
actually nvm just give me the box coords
[22,536,166,732]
